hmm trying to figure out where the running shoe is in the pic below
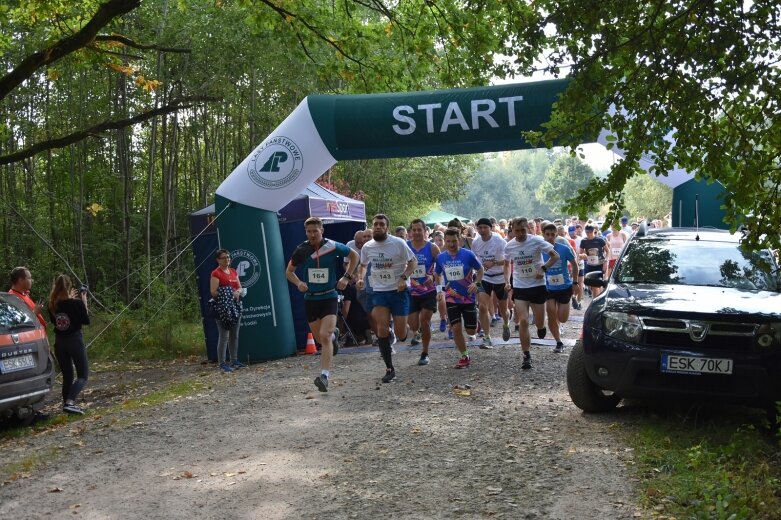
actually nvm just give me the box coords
[491,315,501,324]
[537,327,547,339]
[571,296,578,309]
[418,353,430,366]
[410,332,422,346]
[332,331,340,356]
[382,368,396,383]
[477,330,485,338]
[521,354,532,370]
[448,328,454,340]
[468,335,476,342]
[314,374,328,392]
[439,319,447,332]
[480,336,493,349]
[455,355,471,369]
[502,323,511,341]
[231,360,248,369]
[219,362,233,373]
[390,329,397,345]
[553,342,564,353]
[63,403,84,415]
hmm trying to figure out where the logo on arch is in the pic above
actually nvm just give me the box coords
[247,136,303,190]
[230,248,261,289]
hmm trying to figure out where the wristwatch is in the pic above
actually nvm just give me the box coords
[343,273,353,280]
[400,274,408,281]
[541,265,548,272]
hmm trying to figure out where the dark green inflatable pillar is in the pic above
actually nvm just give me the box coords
[214,194,296,361]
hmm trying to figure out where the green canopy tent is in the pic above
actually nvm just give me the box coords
[421,210,472,227]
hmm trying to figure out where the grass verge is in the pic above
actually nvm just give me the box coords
[627,407,781,519]
[111,379,209,412]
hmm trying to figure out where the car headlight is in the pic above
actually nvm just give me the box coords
[603,311,643,341]
[757,322,781,348]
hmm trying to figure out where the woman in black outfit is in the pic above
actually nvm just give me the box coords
[48,275,90,415]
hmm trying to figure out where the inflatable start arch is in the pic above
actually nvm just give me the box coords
[212,79,714,361]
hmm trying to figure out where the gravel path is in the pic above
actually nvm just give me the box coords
[0,314,640,519]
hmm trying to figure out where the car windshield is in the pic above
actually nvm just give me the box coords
[615,238,779,291]
[0,296,36,332]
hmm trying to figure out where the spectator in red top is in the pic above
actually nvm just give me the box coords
[210,249,245,372]
[8,266,46,329]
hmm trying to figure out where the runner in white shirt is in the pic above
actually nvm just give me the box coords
[606,222,629,279]
[357,214,417,384]
[503,217,559,370]
[471,217,509,347]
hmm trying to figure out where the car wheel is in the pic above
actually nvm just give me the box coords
[567,341,621,412]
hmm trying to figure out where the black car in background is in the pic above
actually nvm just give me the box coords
[567,227,781,417]
[0,293,54,425]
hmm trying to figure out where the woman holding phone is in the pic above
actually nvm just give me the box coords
[48,275,90,415]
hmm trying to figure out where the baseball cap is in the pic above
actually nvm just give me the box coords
[620,216,629,224]
[476,217,492,227]
[567,225,576,233]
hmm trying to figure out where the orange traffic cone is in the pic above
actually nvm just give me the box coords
[304,332,317,355]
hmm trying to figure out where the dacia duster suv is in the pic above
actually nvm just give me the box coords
[0,292,54,425]
[567,226,781,415]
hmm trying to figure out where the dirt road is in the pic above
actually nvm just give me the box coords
[1,321,640,519]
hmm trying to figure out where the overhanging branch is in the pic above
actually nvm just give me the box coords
[93,34,191,54]
[0,96,219,165]
[0,0,141,102]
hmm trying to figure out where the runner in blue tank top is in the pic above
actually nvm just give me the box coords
[406,219,440,365]
[541,223,579,353]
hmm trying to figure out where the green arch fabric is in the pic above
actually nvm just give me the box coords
[216,79,575,212]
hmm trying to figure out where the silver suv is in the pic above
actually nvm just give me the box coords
[0,292,54,425]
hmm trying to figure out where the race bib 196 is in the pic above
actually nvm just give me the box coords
[412,265,426,278]
[445,265,464,281]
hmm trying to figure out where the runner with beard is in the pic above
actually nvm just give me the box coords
[357,214,417,383]
[503,217,559,370]
[406,219,440,366]
[471,217,510,347]
[435,228,484,368]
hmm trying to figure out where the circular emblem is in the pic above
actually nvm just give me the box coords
[231,248,261,289]
[247,136,303,190]
[55,312,71,331]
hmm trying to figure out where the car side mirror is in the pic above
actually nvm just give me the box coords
[583,271,608,288]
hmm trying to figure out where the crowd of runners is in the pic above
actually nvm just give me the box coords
[286,212,648,392]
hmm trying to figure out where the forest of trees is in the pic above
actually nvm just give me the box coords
[0,0,491,317]
[2,0,777,334]
[443,150,671,224]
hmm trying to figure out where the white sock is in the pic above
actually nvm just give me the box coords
[321,369,330,379]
